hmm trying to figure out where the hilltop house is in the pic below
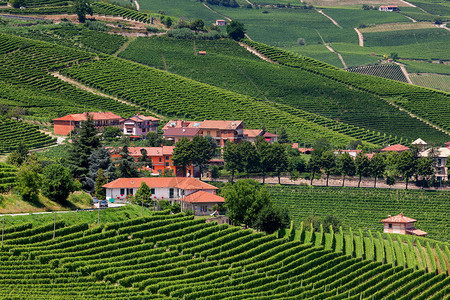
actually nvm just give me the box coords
[162,119,246,147]
[103,177,224,215]
[53,112,122,135]
[120,114,159,137]
[215,19,226,26]
[379,5,399,11]
[381,213,427,236]
[419,142,450,183]
[242,129,278,143]
[110,146,194,177]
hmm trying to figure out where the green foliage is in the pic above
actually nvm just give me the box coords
[102,126,122,141]
[16,156,41,202]
[115,145,139,178]
[134,182,153,205]
[254,204,290,234]
[41,163,77,203]
[74,0,93,23]
[226,20,245,41]
[94,169,107,199]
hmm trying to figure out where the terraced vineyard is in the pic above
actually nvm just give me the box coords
[0,163,17,192]
[347,64,408,83]
[0,116,55,154]
[0,211,448,299]
[244,40,450,133]
[410,73,450,93]
[0,33,139,120]
[269,185,450,242]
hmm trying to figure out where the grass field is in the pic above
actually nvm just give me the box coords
[359,22,437,32]
[402,60,450,75]
[409,73,450,92]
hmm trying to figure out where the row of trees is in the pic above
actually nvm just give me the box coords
[220,137,435,189]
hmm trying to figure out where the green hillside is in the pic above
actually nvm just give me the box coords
[0,210,448,299]
[269,185,450,242]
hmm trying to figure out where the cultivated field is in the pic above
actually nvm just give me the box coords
[0,209,448,299]
[409,73,450,92]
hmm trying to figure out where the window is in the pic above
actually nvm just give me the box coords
[127,188,133,196]
[166,156,169,160]
[151,188,155,195]
[142,128,146,132]
[388,223,392,229]
[169,188,174,198]
[165,162,169,167]
[201,205,208,212]
[120,188,125,195]
[127,128,132,133]
[159,158,162,162]
[207,131,211,135]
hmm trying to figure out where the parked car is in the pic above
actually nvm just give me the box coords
[92,197,99,204]
[99,200,108,208]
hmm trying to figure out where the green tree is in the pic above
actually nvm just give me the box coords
[355,152,371,187]
[210,165,220,181]
[397,150,416,189]
[308,150,322,185]
[386,175,396,188]
[256,138,272,184]
[226,20,245,41]
[89,147,116,181]
[11,0,25,8]
[370,153,386,188]
[74,0,93,23]
[191,136,214,179]
[66,115,101,182]
[16,156,42,202]
[6,141,29,167]
[134,182,153,205]
[238,141,259,175]
[338,152,355,187]
[190,19,205,31]
[172,138,192,177]
[415,156,434,188]
[222,179,271,227]
[321,150,336,187]
[271,143,289,184]
[277,127,289,144]
[102,126,122,141]
[223,141,241,183]
[116,145,139,178]
[41,163,77,203]
[254,204,290,234]
[94,169,107,199]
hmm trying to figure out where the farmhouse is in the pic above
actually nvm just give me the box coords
[103,177,224,215]
[120,114,159,137]
[419,142,450,183]
[381,213,427,236]
[215,19,226,26]
[162,119,246,147]
[243,129,278,143]
[379,5,399,11]
[53,112,122,135]
[110,146,194,177]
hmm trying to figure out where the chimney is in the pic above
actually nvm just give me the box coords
[388,215,391,218]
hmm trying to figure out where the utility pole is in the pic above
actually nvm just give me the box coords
[53,212,56,239]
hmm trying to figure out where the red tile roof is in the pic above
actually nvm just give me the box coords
[121,114,159,123]
[183,191,225,203]
[243,129,263,138]
[125,146,174,157]
[263,132,278,138]
[103,177,217,190]
[406,229,428,236]
[200,120,243,130]
[163,127,200,137]
[381,144,410,152]
[53,112,122,122]
[381,213,417,223]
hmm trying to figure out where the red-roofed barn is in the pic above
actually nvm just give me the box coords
[53,112,123,135]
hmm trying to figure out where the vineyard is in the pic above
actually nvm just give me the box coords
[243,40,450,134]
[0,163,17,192]
[0,209,448,299]
[347,64,408,83]
[268,185,450,242]
[409,73,450,93]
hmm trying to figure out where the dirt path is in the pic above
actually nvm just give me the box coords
[239,42,278,64]
[243,0,254,5]
[51,72,165,119]
[202,3,231,21]
[395,62,413,84]
[316,29,347,68]
[134,0,140,11]
[398,0,416,7]
[41,14,151,27]
[354,27,364,47]
[403,15,417,22]
[113,36,136,57]
[316,9,342,29]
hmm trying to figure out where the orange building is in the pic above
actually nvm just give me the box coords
[381,213,427,236]
[53,112,123,135]
[110,146,194,177]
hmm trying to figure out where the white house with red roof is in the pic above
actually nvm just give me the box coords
[419,142,450,183]
[381,213,427,236]
[103,177,224,215]
[120,114,159,137]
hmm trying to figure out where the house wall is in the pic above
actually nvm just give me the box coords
[53,120,77,135]
[383,223,406,234]
[183,202,217,216]
[106,187,182,200]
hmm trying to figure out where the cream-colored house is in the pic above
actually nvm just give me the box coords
[419,142,450,183]
[381,213,427,236]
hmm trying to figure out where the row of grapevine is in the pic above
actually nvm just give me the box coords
[243,40,450,132]
[0,212,447,299]
[347,63,408,83]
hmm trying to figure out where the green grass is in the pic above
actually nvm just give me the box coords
[268,185,450,242]
[409,73,450,93]
[402,60,450,75]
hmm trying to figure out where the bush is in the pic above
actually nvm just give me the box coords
[167,28,194,39]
